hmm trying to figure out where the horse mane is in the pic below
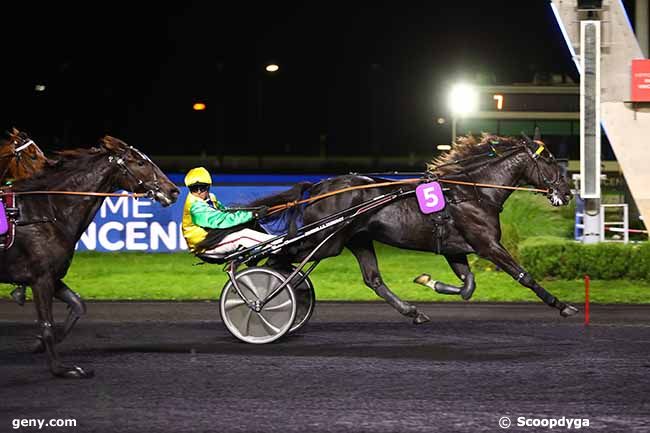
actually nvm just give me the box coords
[13,146,106,191]
[53,146,103,160]
[10,136,133,191]
[427,133,522,175]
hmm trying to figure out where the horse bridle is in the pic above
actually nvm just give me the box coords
[429,139,564,198]
[108,146,162,199]
[521,137,564,195]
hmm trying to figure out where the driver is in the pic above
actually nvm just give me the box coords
[181,167,274,256]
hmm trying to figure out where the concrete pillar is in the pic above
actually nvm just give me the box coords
[637,0,649,57]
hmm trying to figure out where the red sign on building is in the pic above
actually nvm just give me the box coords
[631,59,650,101]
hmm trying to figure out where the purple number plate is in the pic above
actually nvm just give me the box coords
[0,200,7,235]
[415,181,445,214]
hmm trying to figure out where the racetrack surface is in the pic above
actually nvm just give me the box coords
[1,301,649,433]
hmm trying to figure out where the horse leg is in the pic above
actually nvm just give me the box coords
[445,254,476,300]
[478,241,578,317]
[347,236,430,324]
[10,285,27,306]
[413,254,476,300]
[54,281,86,342]
[32,281,87,353]
[31,279,93,378]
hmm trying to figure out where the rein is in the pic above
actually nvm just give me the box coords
[0,145,163,201]
[440,179,547,193]
[266,178,549,215]
[266,143,553,215]
[0,190,150,198]
[267,179,421,215]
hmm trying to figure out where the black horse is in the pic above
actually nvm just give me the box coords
[249,133,577,323]
[0,136,179,378]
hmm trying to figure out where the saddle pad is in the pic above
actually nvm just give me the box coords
[259,190,310,236]
[259,206,305,236]
[0,200,7,235]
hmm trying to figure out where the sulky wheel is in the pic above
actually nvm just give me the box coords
[281,268,316,334]
[219,267,296,344]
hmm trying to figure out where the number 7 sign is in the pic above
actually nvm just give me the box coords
[415,181,446,214]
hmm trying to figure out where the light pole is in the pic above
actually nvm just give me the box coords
[448,83,479,144]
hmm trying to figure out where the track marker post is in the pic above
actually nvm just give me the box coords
[584,275,590,326]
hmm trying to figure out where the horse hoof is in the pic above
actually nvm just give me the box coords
[413,274,431,285]
[560,304,579,317]
[460,274,476,301]
[460,285,475,301]
[10,287,26,306]
[55,365,94,379]
[31,338,45,354]
[413,312,431,325]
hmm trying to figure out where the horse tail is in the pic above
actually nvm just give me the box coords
[247,181,313,208]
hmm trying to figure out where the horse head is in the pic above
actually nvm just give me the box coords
[520,130,572,207]
[100,136,180,206]
[0,128,49,181]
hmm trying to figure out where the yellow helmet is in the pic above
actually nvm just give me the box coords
[184,167,212,187]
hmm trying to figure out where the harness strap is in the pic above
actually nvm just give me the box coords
[267,178,548,216]
[439,179,547,193]
[266,179,420,215]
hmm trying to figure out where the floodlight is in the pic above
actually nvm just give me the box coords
[449,83,479,116]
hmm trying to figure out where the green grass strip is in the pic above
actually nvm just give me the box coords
[2,245,648,303]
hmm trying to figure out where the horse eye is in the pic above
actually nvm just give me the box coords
[137,160,145,167]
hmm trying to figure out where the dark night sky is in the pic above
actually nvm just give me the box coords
[0,1,635,159]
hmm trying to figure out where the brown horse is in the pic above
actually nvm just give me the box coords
[1,129,51,305]
[0,128,50,182]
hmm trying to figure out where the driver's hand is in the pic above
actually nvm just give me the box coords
[254,205,269,219]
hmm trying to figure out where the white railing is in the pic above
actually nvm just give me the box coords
[600,204,629,243]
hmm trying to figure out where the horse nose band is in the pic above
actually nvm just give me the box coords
[14,139,35,154]
[524,144,563,195]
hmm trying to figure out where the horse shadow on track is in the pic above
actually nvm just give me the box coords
[94,341,541,363]
[2,321,545,364]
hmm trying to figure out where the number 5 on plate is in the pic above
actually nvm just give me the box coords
[415,181,445,214]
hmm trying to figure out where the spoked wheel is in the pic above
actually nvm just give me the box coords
[219,267,296,344]
[279,268,316,334]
